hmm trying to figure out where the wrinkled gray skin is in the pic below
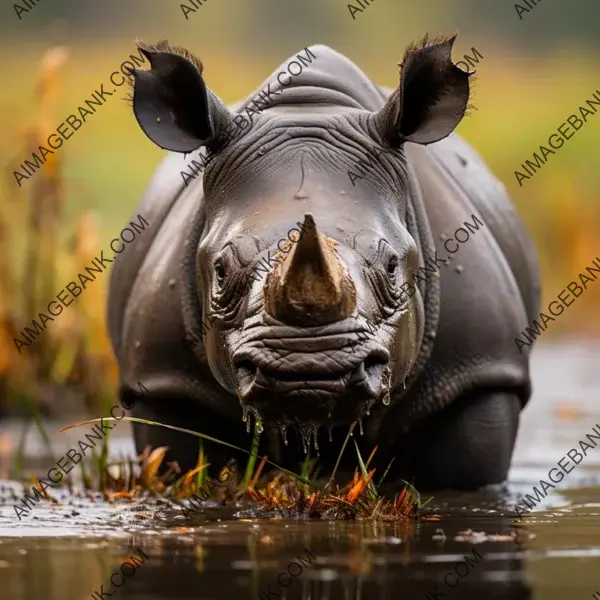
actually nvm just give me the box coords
[108,36,541,491]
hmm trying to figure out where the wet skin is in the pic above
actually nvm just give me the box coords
[108,37,540,490]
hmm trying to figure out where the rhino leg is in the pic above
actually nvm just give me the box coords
[386,391,521,491]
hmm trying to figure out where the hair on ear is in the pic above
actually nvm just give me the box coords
[137,39,205,74]
[374,32,474,147]
[123,38,205,107]
[399,33,458,71]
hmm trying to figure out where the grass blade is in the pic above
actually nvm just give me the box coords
[377,457,396,491]
[353,439,378,501]
[242,421,261,488]
[196,441,205,490]
[21,394,56,465]
[300,449,312,480]
[325,421,356,490]
[13,418,32,479]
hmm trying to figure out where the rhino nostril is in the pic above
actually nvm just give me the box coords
[364,352,388,374]
[235,359,257,378]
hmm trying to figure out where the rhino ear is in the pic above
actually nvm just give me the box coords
[129,43,233,153]
[374,34,471,146]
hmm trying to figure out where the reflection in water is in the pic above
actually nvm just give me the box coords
[512,421,600,521]
[0,497,537,600]
[90,548,149,598]
[423,545,485,599]
[254,546,317,599]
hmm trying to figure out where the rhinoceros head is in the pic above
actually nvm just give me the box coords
[128,37,470,439]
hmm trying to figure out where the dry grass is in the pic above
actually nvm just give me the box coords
[1,46,117,422]
[31,416,427,522]
[67,447,424,522]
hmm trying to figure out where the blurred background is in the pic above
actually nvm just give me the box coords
[1,0,599,420]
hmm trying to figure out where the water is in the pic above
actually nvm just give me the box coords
[1,341,599,600]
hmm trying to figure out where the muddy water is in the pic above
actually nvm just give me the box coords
[1,341,600,600]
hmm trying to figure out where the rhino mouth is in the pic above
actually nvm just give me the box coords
[233,344,390,429]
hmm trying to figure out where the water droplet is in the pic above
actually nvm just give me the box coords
[312,426,319,451]
[168,278,176,288]
[366,408,370,416]
[403,379,407,390]
[455,265,464,274]
[134,341,140,349]
[257,420,264,434]
[301,431,308,454]
[383,393,391,406]
[280,425,288,446]
[440,233,447,241]
[358,419,364,436]
[242,407,248,422]
[328,426,333,443]
[258,146,267,155]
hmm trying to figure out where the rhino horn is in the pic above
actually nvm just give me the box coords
[264,214,356,326]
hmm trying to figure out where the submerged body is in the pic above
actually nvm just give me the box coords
[108,37,541,491]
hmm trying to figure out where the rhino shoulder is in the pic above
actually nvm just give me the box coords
[418,135,541,326]
[107,150,204,358]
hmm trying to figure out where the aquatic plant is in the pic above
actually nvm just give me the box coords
[48,415,425,521]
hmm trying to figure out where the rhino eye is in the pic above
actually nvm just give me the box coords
[214,262,226,284]
[387,256,398,278]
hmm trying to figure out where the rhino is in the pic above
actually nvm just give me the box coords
[108,35,541,491]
